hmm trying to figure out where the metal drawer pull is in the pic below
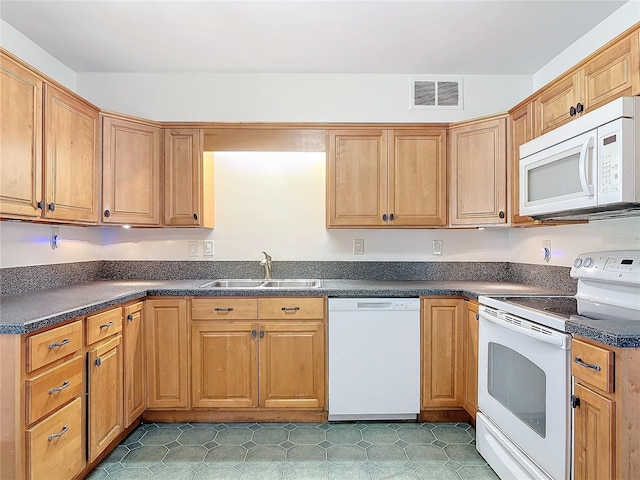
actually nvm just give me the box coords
[48,424,69,441]
[49,338,70,349]
[574,357,601,371]
[99,321,115,329]
[281,307,300,312]
[49,380,70,394]
[214,307,234,312]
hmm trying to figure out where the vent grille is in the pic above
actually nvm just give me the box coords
[410,78,463,109]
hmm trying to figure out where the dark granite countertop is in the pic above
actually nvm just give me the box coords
[1,279,637,348]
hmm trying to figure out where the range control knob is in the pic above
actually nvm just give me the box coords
[573,258,583,268]
[583,257,594,267]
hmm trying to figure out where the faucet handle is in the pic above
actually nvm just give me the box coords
[262,251,272,261]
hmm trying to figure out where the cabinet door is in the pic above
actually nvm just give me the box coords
[388,130,447,226]
[43,84,99,223]
[88,335,124,462]
[0,53,43,219]
[259,322,325,409]
[164,129,208,226]
[327,130,388,227]
[509,102,537,226]
[192,322,258,408]
[581,31,640,114]
[462,301,479,419]
[573,383,615,480]
[449,117,507,226]
[102,116,161,225]
[534,73,581,137]
[421,298,463,409]
[146,299,190,409]
[123,302,146,426]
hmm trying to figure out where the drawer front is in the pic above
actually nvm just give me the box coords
[27,396,84,480]
[192,298,258,320]
[572,338,614,393]
[258,297,325,320]
[87,307,123,345]
[27,321,83,372]
[26,355,83,425]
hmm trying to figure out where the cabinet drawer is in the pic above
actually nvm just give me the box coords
[26,355,83,425]
[27,396,84,480]
[192,298,258,320]
[86,307,123,345]
[572,338,614,393]
[27,321,83,372]
[258,298,325,319]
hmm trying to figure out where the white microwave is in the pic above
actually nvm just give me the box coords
[520,96,640,220]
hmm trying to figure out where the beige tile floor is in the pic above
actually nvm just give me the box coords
[87,422,498,480]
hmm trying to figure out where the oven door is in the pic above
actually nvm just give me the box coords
[477,306,571,480]
[520,129,597,217]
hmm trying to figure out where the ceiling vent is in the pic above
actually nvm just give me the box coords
[410,77,463,109]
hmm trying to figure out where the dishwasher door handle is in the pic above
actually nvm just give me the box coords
[356,302,393,309]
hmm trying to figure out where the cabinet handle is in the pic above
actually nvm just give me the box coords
[574,357,601,371]
[99,321,115,329]
[48,202,56,212]
[104,209,111,218]
[570,395,580,409]
[95,357,102,367]
[576,102,584,114]
[49,338,70,349]
[499,211,505,219]
[382,214,388,221]
[214,307,234,312]
[49,380,70,394]
[37,200,44,210]
[281,306,300,312]
[48,424,69,441]
[569,106,577,117]
[389,213,395,221]
[193,213,199,220]
[127,314,133,321]
[259,331,265,339]
[251,330,257,338]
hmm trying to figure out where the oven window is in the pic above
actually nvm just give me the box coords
[487,342,546,438]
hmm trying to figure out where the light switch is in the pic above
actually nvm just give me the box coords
[432,240,443,256]
[203,240,214,256]
[353,239,364,255]
[188,241,199,257]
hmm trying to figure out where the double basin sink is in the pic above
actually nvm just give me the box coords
[200,279,321,289]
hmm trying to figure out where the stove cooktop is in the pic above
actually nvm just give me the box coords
[494,296,578,319]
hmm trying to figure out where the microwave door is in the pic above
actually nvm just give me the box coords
[520,130,598,217]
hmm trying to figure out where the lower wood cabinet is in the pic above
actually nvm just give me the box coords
[123,302,146,426]
[462,300,479,420]
[145,299,190,409]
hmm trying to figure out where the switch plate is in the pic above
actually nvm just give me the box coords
[353,239,364,255]
[432,240,443,256]
[188,241,199,257]
[203,240,214,256]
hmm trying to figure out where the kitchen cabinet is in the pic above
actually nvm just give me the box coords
[145,299,190,409]
[421,298,464,413]
[0,51,100,224]
[327,128,447,227]
[571,337,640,480]
[509,102,538,226]
[462,300,479,420]
[164,128,214,227]
[449,116,507,226]
[535,27,640,136]
[102,114,162,225]
[86,307,124,462]
[123,301,146,426]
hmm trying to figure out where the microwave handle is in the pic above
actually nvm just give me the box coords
[578,136,595,196]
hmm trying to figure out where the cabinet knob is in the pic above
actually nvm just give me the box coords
[193,213,199,220]
[382,213,388,221]
[127,314,134,321]
[37,200,44,210]
[576,102,584,114]
[104,209,111,218]
[476,313,479,321]
[570,395,580,409]
[48,202,56,212]
[251,330,257,338]
[569,106,577,117]
[259,330,265,339]
[499,211,505,219]
[389,213,395,221]
[95,357,102,367]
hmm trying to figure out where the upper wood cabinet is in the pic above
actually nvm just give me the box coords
[164,129,214,227]
[102,115,161,225]
[449,116,507,226]
[509,102,537,226]
[1,51,99,224]
[327,128,447,228]
[535,26,640,136]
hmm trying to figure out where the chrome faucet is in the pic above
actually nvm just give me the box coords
[260,251,272,280]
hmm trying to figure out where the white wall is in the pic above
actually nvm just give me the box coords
[533,0,640,90]
[0,19,77,91]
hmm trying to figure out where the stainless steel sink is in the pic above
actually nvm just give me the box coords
[199,279,321,288]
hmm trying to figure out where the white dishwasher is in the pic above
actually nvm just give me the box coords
[328,298,421,421]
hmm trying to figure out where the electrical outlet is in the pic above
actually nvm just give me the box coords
[542,239,551,262]
[432,240,443,256]
[203,240,214,256]
[188,241,199,257]
[353,239,364,255]
[50,226,60,250]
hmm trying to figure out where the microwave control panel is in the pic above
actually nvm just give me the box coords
[599,132,621,194]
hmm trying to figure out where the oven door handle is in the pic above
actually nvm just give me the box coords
[480,311,566,348]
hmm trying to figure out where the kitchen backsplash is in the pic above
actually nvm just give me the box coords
[0,260,576,296]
